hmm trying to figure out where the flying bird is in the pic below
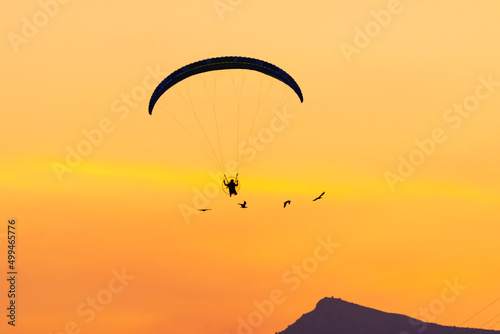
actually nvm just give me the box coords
[198,209,211,212]
[284,200,291,208]
[238,201,247,208]
[313,191,325,201]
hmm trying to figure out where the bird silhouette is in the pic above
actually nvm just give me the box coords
[313,191,325,201]
[284,200,291,208]
[198,209,211,212]
[238,201,247,208]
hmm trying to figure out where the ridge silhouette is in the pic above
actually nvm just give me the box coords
[276,297,500,334]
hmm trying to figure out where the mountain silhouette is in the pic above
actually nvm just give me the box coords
[276,297,499,334]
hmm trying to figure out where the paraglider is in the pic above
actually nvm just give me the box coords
[148,56,303,196]
[223,174,239,197]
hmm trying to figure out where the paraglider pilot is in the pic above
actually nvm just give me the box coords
[224,174,239,197]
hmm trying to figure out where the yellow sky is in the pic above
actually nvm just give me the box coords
[2,1,500,333]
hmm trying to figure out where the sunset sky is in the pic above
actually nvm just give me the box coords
[2,1,500,333]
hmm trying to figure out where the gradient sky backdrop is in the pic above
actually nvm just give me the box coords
[2,1,500,333]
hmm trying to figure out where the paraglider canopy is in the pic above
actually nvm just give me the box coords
[149,56,303,115]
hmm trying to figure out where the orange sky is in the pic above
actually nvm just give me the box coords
[2,1,500,333]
